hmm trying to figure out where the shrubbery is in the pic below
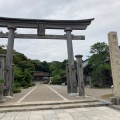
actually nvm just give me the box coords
[49,61,67,85]
[50,75,62,85]
[13,88,21,93]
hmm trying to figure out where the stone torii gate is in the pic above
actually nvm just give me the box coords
[0,16,94,98]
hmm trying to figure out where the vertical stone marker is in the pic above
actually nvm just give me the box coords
[0,54,5,101]
[66,63,71,94]
[75,55,85,96]
[108,32,120,99]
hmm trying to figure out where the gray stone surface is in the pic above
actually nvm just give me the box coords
[0,83,119,119]
[22,84,63,102]
[0,83,112,105]
[0,106,120,120]
[108,32,120,98]
[0,55,5,101]
[0,113,5,118]
[1,83,113,106]
[75,55,85,96]
[66,63,71,94]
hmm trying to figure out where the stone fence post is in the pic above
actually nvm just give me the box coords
[0,54,5,102]
[66,63,71,94]
[75,55,85,96]
[10,64,15,97]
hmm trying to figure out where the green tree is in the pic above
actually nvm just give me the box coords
[90,42,109,54]
[13,51,28,64]
[88,42,111,87]
[14,66,22,90]
[40,61,49,72]
[49,61,61,76]
[17,61,34,71]
[22,68,33,87]
[14,66,23,82]
[59,69,66,78]
[0,45,6,54]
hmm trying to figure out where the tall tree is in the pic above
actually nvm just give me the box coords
[88,42,112,87]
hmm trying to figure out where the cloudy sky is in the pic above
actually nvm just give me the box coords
[0,0,120,62]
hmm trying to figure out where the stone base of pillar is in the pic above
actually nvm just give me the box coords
[78,94,85,97]
[0,98,6,103]
[5,96,13,99]
[110,97,120,105]
[69,93,78,96]
[117,98,120,105]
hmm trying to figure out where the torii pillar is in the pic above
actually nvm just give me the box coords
[5,26,16,98]
[65,27,77,94]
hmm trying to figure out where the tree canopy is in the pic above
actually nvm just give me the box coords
[88,42,112,87]
[0,45,67,88]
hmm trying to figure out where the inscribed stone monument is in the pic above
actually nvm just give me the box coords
[108,32,120,98]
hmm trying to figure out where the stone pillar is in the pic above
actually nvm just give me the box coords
[89,76,92,88]
[0,54,5,102]
[66,63,71,94]
[108,32,120,104]
[75,55,85,96]
[5,26,16,98]
[64,27,77,94]
[10,64,15,97]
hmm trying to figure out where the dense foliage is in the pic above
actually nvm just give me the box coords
[49,60,67,84]
[0,45,67,92]
[85,42,112,87]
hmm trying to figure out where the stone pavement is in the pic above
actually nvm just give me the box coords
[1,83,113,105]
[0,106,120,120]
[1,83,94,105]
[50,85,112,101]
[0,83,119,119]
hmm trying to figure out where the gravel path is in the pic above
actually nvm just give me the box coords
[85,87,112,100]
[1,83,112,105]
[22,83,63,102]
[50,85,112,101]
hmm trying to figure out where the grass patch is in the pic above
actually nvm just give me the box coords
[101,94,113,99]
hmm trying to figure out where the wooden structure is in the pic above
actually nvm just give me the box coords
[0,16,94,98]
[33,71,49,81]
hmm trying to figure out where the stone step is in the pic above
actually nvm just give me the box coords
[0,101,110,113]
[0,99,99,108]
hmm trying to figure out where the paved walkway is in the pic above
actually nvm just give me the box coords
[0,106,120,120]
[0,82,120,119]
[2,83,91,105]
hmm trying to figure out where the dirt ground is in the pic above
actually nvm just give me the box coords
[85,87,113,101]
